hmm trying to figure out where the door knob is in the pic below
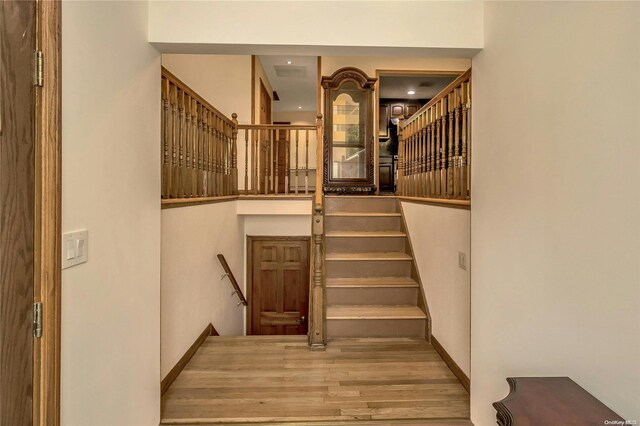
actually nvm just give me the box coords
[298,316,306,324]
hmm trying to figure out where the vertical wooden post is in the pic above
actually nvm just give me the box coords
[453,88,461,198]
[295,129,299,194]
[177,89,186,198]
[253,129,259,195]
[397,117,405,195]
[274,130,280,195]
[447,93,454,197]
[305,130,309,195]
[231,113,238,195]
[244,128,249,194]
[161,78,171,199]
[194,100,202,197]
[284,130,290,194]
[185,94,193,197]
[425,108,432,198]
[440,98,447,196]
[170,85,179,198]
[309,203,325,350]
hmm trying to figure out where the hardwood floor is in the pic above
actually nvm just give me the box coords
[161,336,470,425]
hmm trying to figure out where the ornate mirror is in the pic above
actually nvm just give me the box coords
[322,67,377,194]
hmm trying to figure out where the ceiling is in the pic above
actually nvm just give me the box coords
[379,74,459,100]
[258,55,317,112]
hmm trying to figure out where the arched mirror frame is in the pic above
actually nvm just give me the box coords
[321,67,377,194]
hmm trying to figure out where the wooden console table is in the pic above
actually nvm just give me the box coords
[493,377,625,425]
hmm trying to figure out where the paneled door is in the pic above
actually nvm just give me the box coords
[248,237,310,335]
[1,1,36,424]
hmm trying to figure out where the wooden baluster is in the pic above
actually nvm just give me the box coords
[244,128,249,194]
[274,130,280,195]
[213,115,219,196]
[161,78,171,199]
[225,121,230,195]
[185,94,193,197]
[177,89,186,198]
[263,130,268,194]
[462,81,471,199]
[440,98,448,196]
[425,108,432,198]
[295,129,299,194]
[270,129,275,193]
[203,109,209,197]
[284,130,290,194]
[210,111,217,197]
[447,93,455,198]
[170,85,178,198]
[253,129,259,194]
[434,102,441,197]
[191,99,202,197]
[231,113,238,195]
[397,117,404,195]
[453,88,461,198]
[419,116,426,197]
[411,121,416,196]
[220,118,225,196]
[305,129,309,195]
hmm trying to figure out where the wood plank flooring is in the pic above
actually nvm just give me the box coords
[161,336,470,425]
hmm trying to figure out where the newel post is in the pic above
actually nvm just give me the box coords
[231,113,239,195]
[309,203,326,350]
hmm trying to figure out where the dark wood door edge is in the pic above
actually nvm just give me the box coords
[161,323,218,395]
[430,335,470,393]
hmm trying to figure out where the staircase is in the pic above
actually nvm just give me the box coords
[324,196,428,339]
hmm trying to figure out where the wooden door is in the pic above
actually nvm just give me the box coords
[0,1,36,424]
[249,237,309,335]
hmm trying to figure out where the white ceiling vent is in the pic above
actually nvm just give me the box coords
[274,65,308,78]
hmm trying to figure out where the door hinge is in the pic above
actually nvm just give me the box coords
[34,51,44,87]
[33,302,43,338]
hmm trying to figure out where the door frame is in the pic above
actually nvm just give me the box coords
[33,1,62,424]
[246,235,311,335]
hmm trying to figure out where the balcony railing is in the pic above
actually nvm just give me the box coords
[397,69,471,202]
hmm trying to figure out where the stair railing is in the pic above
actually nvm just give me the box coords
[217,254,247,307]
[161,67,238,199]
[236,123,317,195]
[308,113,326,350]
[397,68,471,201]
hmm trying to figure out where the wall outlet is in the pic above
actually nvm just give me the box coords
[458,251,467,270]
[62,230,88,269]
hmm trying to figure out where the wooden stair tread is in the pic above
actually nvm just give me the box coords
[326,252,412,261]
[325,231,406,238]
[326,277,419,288]
[325,212,401,217]
[327,305,427,320]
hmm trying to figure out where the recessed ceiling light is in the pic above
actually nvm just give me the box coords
[298,106,302,109]
[407,90,416,95]
[287,60,293,65]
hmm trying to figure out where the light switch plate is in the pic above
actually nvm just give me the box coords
[458,251,467,270]
[62,230,88,269]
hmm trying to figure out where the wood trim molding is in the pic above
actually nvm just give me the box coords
[398,196,471,210]
[431,335,470,393]
[33,1,62,424]
[161,195,239,209]
[161,323,218,395]
[251,55,256,124]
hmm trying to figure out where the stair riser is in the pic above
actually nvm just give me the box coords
[325,197,397,213]
[326,287,418,305]
[325,237,406,253]
[325,216,401,232]
[326,260,411,278]
[327,319,426,338]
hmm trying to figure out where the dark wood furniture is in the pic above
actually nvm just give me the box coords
[322,67,376,194]
[493,377,625,426]
[379,155,396,192]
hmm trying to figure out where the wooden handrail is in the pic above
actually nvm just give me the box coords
[217,254,247,306]
[161,67,238,200]
[397,68,471,201]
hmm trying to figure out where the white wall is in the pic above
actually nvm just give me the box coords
[471,2,640,424]
[402,202,471,377]
[149,1,483,57]
[62,1,161,425]
[161,202,244,377]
